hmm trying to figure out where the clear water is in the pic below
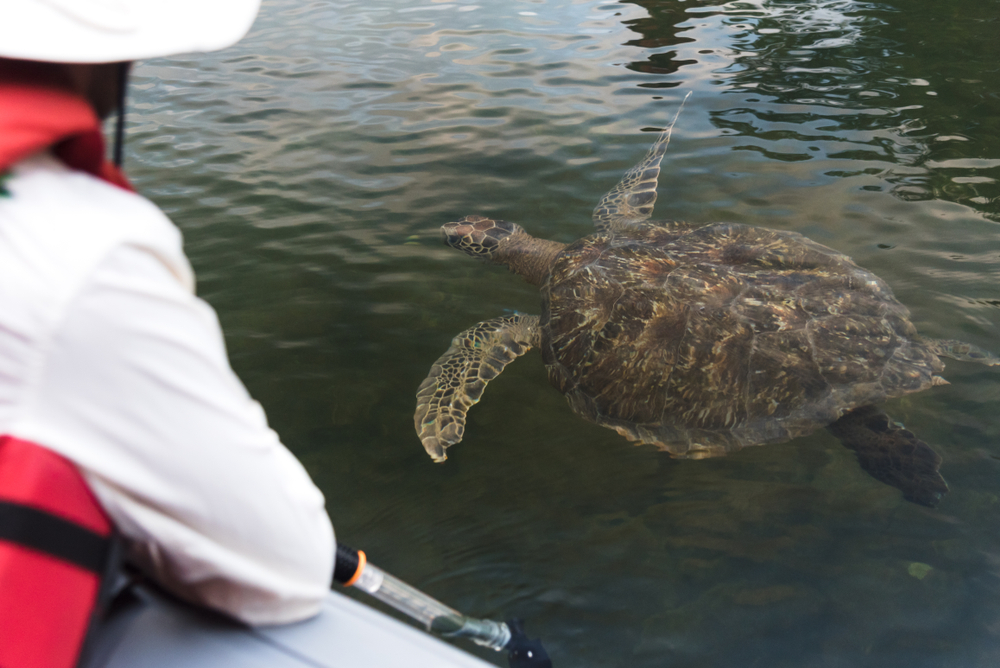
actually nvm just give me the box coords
[126,0,1000,665]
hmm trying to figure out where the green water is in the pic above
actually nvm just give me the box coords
[126,0,1000,665]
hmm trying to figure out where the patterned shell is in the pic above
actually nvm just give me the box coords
[540,220,944,458]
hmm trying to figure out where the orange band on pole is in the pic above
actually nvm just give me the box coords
[343,549,366,587]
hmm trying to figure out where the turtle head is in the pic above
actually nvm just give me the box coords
[442,215,527,261]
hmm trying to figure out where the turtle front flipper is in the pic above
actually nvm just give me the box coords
[592,91,691,233]
[415,314,541,462]
[827,406,948,507]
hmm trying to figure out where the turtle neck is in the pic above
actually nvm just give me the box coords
[0,82,131,191]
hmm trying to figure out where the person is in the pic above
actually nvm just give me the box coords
[0,0,334,636]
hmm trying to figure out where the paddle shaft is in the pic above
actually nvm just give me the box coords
[334,543,552,667]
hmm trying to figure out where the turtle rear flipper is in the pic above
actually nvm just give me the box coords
[415,314,540,462]
[827,406,948,507]
[925,338,1000,366]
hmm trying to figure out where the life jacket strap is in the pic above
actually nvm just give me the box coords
[0,499,110,573]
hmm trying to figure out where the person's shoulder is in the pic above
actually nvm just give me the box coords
[3,152,190,283]
[0,152,193,324]
[7,152,180,249]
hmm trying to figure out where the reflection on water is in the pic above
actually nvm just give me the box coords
[126,0,1000,665]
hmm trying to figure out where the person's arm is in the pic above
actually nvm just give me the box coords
[15,242,334,625]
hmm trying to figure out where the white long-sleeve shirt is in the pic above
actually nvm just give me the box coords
[0,152,335,625]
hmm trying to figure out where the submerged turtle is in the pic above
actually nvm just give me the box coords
[414,107,997,507]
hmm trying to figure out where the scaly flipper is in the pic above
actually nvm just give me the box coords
[592,91,691,232]
[925,338,1000,366]
[827,405,948,507]
[415,314,541,462]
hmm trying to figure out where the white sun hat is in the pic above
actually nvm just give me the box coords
[0,0,262,63]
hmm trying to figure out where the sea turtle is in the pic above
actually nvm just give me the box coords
[413,106,997,507]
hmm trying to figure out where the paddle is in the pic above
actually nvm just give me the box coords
[334,543,552,668]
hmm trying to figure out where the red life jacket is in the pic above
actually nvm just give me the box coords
[0,83,132,190]
[0,436,118,668]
